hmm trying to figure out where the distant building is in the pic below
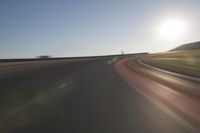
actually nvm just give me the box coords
[37,55,51,59]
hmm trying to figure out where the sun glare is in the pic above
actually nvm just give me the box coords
[159,18,187,41]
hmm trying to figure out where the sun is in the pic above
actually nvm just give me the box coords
[158,18,187,41]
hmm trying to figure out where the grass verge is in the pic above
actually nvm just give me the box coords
[142,49,200,78]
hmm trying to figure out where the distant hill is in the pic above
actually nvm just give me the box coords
[171,41,200,51]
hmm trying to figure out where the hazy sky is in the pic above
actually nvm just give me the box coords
[0,0,200,58]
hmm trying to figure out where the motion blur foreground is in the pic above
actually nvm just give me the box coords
[0,42,200,133]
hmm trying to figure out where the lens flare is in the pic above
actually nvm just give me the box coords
[159,18,187,41]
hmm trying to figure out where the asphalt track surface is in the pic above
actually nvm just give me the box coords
[0,57,191,133]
